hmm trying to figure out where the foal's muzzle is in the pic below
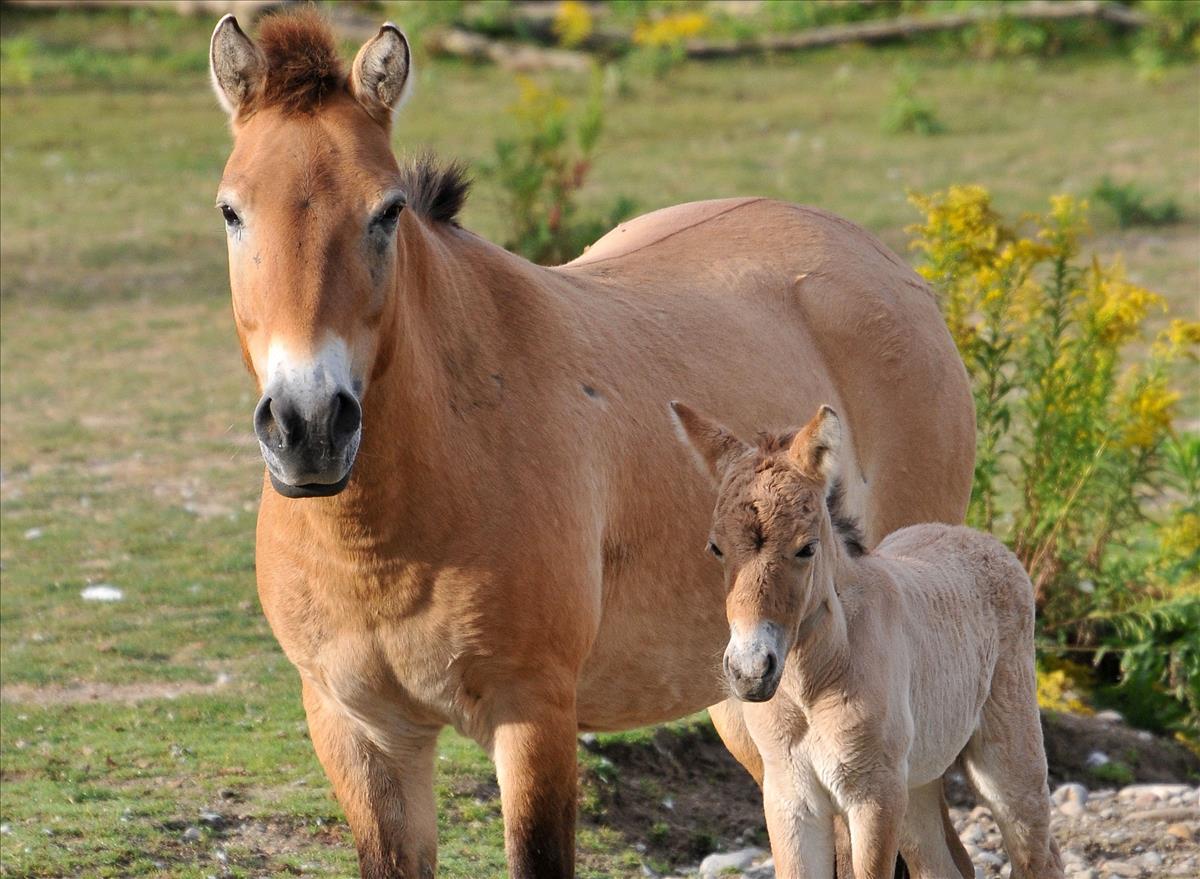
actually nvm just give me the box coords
[724,621,786,702]
[254,387,361,498]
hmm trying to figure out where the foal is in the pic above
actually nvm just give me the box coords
[672,402,1063,879]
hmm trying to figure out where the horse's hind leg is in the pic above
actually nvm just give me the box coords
[961,657,1063,879]
[899,782,972,879]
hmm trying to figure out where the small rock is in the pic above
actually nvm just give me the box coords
[23,528,42,540]
[1053,783,1089,806]
[182,826,202,843]
[698,848,767,879]
[1127,807,1199,823]
[1101,861,1142,878]
[1069,870,1098,879]
[977,851,1004,867]
[1137,852,1162,870]
[579,733,599,751]
[80,584,123,602]
[1094,709,1124,724]
[745,861,775,879]
[1086,751,1110,768]
[0,824,9,835]
[198,811,224,829]
[1120,784,1193,801]
[1166,822,1195,841]
[1058,800,1086,818]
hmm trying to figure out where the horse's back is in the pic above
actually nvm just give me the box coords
[564,198,976,542]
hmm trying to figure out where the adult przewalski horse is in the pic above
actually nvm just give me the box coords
[209,10,975,879]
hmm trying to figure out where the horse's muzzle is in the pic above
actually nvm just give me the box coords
[254,387,361,498]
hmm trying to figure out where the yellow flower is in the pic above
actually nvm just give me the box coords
[633,12,709,48]
[1086,259,1165,346]
[512,76,567,122]
[1153,319,1200,360]
[1122,376,1178,448]
[553,1,593,49]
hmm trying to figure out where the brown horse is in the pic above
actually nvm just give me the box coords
[208,10,975,879]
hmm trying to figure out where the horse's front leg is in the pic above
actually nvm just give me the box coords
[489,674,580,879]
[302,681,440,879]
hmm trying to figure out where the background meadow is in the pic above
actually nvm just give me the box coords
[1,2,1197,877]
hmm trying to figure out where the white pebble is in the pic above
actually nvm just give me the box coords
[80,584,123,602]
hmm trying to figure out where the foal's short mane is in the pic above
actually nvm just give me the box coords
[753,433,866,557]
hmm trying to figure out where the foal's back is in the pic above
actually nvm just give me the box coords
[869,523,1036,785]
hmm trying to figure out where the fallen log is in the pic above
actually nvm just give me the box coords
[681,1,1148,59]
[425,28,593,74]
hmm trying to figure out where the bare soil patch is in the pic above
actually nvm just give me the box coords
[0,679,230,706]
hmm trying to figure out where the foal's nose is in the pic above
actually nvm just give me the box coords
[254,389,361,452]
[724,622,785,702]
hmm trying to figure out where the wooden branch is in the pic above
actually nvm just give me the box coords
[424,28,593,74]
[682,1,1147,59]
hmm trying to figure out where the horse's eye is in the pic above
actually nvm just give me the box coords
[376,198,405,227]
[795,542,817,559]
[219,204,241,227]
[707,540,724,559]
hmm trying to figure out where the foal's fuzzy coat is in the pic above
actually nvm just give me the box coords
[673,402,1063,879]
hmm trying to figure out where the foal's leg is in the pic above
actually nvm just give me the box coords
[846,793,906,879]
[961,658,1063,879]
[490,679,580,879]
[762,766,836,879]
[302,682,439,879]
[899,782,971,879]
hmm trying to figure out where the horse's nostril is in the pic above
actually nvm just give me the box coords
[330,390,361,444]
[764,651,777,680]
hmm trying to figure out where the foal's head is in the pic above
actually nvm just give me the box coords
[209,11,426,497]
[672,403,854,702]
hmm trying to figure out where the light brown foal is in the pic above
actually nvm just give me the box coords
[208,8,977,877]
[673,402,1064,879]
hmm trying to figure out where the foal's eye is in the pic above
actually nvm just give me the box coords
[795,542,817,559]
[218,204,242,228]
[706,540,724,559]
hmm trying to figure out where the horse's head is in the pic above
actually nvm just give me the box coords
[210,11,411,498]
[671,402,844,702]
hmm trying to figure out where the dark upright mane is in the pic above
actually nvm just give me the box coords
[826,477,866,557]
[398,155,472,226]
[255,10,345,116]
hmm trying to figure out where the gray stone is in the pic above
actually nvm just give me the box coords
[198,811,224,829]
[1137,852,1163,870]
[698,848,767,879]
[1053,783,1089,806]
[182,826,202,843]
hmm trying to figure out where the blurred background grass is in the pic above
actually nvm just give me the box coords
[1,2,1197,877]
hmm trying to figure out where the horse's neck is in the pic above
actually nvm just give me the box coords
[300,218,563,546]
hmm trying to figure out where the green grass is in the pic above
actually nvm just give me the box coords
[1,4,1197,876]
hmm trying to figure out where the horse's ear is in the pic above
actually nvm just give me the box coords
[788,405,841,483]
[351,23,412,126]
[210,14,265,117]
[670,401,750,485]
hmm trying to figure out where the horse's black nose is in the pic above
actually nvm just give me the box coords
[255,395,302,450]
[328,389,362,448]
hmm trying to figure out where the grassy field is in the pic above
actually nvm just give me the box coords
[1,5,1197,877]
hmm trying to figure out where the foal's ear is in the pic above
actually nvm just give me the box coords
[351,23,412,126]
[788,405,841,483]
[670,401,750,484]
[210,14,265,117]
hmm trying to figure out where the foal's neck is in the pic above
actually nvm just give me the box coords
[788,538,860,703]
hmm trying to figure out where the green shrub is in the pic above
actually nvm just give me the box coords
[486,71,635,265]
[881,68,944,135]
[1093,177,1182,228]
[909,185,1200,740]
